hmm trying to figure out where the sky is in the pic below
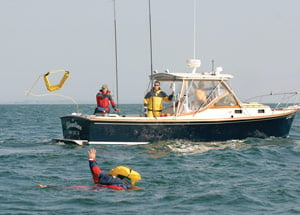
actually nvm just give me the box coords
[0,0,299,104]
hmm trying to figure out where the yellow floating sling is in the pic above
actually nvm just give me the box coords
[43,70,70,91]
[109,166,141,185]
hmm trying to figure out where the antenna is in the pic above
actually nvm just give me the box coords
[193,0,196,59]
[113,0,119,105]
[148,0,154,85]
[148,0,157,118]
[187,0,201,73]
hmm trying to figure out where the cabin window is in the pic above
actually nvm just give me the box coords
[235,109,242,114]
[187,80,227,111]
[214,94,238,107]
[258,109,265,113]
[162,79,237,114]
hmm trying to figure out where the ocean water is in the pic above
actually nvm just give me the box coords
[0,104,300,215]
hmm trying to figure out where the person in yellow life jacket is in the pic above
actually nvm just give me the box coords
[144,81,173,117]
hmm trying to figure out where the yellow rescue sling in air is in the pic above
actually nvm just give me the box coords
[109,166,141,185]
[43,70,70,91]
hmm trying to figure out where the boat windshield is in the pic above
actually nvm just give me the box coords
[161,79,238,115]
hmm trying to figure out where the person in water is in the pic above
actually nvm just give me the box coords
[88,148,132,190]
[144,81,173,117]
[94,84,120,114]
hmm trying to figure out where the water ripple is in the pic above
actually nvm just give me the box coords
[1,105,300,214]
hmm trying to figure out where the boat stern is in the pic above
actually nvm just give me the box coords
[60,113,91,141]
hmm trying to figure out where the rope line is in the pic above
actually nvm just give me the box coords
[25,72,80,113]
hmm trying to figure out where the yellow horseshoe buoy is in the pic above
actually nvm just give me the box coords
[43,70,70,91]
[108,166,141,185]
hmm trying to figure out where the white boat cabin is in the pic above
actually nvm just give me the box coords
[150,68,243,117]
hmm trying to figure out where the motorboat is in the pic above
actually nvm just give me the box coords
[58,1,299,145]
[60,60,299,145]
[23,2,299,145]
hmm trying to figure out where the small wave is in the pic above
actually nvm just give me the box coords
[145,137,300,156]
[145,140,248,157]
[167,141,228,155]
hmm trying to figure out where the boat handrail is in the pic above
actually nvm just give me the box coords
[193,81,224,114]
[244,91,300,109]
[94,113,120,117]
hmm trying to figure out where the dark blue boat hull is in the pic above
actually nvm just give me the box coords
[60,112,296,143]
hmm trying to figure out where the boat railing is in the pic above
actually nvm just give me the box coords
[193,83,222,114]
[205,85,221,105]
[94,113,120,117]
[244,91,300,109]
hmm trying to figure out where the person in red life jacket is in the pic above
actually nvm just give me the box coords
[88,148,132,190]
[94,84,120,114]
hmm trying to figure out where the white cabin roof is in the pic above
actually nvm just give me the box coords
[150,72,234,81]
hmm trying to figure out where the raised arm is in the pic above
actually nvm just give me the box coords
[88,148,102,184]
[88,148,96,160]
